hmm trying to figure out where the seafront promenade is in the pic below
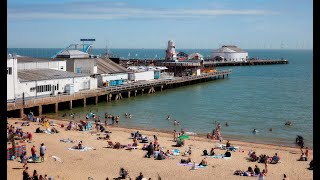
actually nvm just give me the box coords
[7,70,231,117]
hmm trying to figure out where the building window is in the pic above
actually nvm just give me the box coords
[36,84,52,93]
[30,87,36,92]
[60,66,64,70]
[7,67,12,75]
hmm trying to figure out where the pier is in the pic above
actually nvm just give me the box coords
[116,58,288,67]
[7,70,232,118]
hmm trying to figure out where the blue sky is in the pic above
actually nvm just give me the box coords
[8,0,313,49]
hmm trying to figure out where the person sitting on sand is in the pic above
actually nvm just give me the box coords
[51,127,59,133]
[187,147,192,156]
[206,132,211,139]
[119,168,129,179]
[308,160,313,170]
[199,157,208,166]
[250,152,259,162]
[78,141,83,149]
[247,166,254,176]
[203,149,209,156]
[224,150,232,157]
[114,142,121,149]
[258,169,266,180]
[210,148,215,156]
[133,138,138,147]
[298,153,307,161]
[226,140,231,148]
[254,165,260,176]
[270,153,280,164]
[167,115,170,120]
[136,172,144,180]
[165,150,173,156]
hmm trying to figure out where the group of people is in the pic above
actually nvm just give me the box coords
[23,167,50,180]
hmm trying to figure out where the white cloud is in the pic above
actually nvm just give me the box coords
[8,3,272,21]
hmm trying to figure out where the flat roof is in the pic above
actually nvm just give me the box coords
[16,56,66,63]
[18,69,88,82]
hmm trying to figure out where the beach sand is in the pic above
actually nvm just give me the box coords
[7,118,313,180]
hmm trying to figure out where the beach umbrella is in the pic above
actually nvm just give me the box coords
[178,135,190,140]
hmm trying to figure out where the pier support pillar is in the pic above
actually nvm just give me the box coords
[109,94,112,101]
[223,75,224,79]
[134,90,137,97]
[106,94,109,102]
[38,105,42,115]
[69,100,73,110]
[119,93,123,99]
[141,89,144,95]
[115,94,119,101]
[94,96,98,105]
[19,108,24,118]
[160,85,163,92]
[54,103,58,113]
[83,98,86,107]
[128,91,131,98]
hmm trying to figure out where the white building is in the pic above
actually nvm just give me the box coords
[7,55,18,101]
[15,69,97,99]
[128,71,155,81]
[211,45,248,62]
[16,56,67,71]
[7,55,97,101]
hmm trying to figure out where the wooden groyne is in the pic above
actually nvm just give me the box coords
[7,70,232,118]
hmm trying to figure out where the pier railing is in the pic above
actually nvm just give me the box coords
[7,70,231,110]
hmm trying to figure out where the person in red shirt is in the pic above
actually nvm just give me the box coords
[31,145,36,160]
[27,132,32,142]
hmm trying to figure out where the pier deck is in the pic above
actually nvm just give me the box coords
[7,70,232,117]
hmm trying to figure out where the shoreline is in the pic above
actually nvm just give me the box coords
[45,116,312,150]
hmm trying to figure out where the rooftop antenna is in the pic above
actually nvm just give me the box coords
[104,41,112,58]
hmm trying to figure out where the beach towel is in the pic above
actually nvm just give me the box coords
[207,154,225,158]
[177,163,207,168]
[67,146,95,151]
[172,149,180,156]
[60,138,75,143]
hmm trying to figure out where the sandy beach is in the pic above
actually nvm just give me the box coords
[7,118,313,180]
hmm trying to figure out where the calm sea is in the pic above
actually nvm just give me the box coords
[7,48,313,148]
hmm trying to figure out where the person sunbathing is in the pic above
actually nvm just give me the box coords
[199,157,208,166]
[97,134,110,140]
[180,157,192,164]
[165,150,173,156]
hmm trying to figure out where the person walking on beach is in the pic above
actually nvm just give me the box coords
[173,130,177,142]
[40,143,46,162]
[21,151,28,168]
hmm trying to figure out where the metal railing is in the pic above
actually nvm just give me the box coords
[7,70,231,110]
